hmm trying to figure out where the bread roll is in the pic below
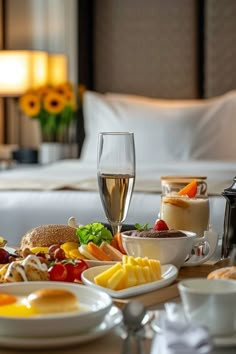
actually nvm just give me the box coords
[27,288,78,314]
[207,266,236,280]
[20,224,78,250]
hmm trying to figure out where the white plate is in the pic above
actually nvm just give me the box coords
[0,306,122,349]
[81,264,178,298]
[0,281,112,338]
[4,246,119,267]
[213,333,236,347]
[86,260,119,267]
[151,310,236,348]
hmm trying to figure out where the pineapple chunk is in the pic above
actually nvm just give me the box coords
[94,263,122,287]
[94,255,162,291]
[134,257,143,266]
[107,268,126,290]
[135,257,149,266]
[123,264,137,287]
[122,254,129,264]
[127,256,138,266]
[134,265,146,284]
[142,257,150,266]
[148,259,162,280]
[115,270,127,290]
[143,265,153,282]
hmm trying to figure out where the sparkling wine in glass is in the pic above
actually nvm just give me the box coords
[97,132,136,236]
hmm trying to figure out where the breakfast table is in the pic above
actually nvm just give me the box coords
[0,259,235,354]
[0,329,234,354]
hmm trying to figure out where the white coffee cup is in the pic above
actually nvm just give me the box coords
[178,278,236,336]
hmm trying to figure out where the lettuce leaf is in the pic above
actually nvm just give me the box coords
[134,223,149,230]
[76,222,113,246]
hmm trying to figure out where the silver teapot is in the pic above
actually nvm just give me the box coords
[222,177,236,258]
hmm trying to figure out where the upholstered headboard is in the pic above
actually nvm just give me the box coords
[79,0,236,99]
[77,0,236,155]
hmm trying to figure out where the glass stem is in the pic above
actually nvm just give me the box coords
[111,223,122,236]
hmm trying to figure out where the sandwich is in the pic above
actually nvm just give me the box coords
[20,224,78,250]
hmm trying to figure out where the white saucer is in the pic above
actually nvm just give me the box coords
[151,310,236,348]
[0,306,122,349]
[213,332,236,347]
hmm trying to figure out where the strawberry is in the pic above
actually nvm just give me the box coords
[153,219,169,231]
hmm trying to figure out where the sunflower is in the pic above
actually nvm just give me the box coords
[54,83,73,97]
[63,90,77,109]
[43,91,66,114]
[19,93,41,117]
[37,85,53,99]
[19,82,84,143]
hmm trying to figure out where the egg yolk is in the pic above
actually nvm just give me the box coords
[0,293,17,306]
[0,294,38,317]
[0,304,37,317]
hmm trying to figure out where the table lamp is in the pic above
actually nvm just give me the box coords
[48,53,68,85]
[0,50,48,163]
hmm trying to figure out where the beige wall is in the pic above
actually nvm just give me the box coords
[2,0,78,148]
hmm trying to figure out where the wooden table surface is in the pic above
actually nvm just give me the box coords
[0,258,234,354]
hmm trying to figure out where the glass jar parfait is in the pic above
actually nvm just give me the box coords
[160,176,209,237]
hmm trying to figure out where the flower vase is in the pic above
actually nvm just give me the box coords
[39,143,64,165]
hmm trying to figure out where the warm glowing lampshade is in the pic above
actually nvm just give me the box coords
[48,54,68,85]
[0,50,48,96]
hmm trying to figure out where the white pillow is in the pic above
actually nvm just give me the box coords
[81,90,236,163]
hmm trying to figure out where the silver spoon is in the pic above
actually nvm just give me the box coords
[122,301,147,354]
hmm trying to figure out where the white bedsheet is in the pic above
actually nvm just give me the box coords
[0,159,233,246]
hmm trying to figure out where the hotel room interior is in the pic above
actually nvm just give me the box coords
[0,1,236,353]
[1,0,236,247]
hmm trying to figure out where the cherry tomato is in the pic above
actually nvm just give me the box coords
[64,263,76,282]
[48,263,67,281]
[64,260,88,282]
[72,260,89,281]
[0,248,10,264]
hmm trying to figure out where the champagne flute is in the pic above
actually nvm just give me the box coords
[97,132,136,236]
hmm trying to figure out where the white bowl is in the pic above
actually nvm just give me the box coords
[121,229,216,268]
[121,230,198,268]
[0,281,112,338]
[178,278,236,336]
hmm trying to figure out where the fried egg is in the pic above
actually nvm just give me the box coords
[0,289,85,317]
[0,293,37,317]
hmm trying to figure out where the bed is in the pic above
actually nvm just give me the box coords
[1,90,236,246]
[1,1,236,247]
